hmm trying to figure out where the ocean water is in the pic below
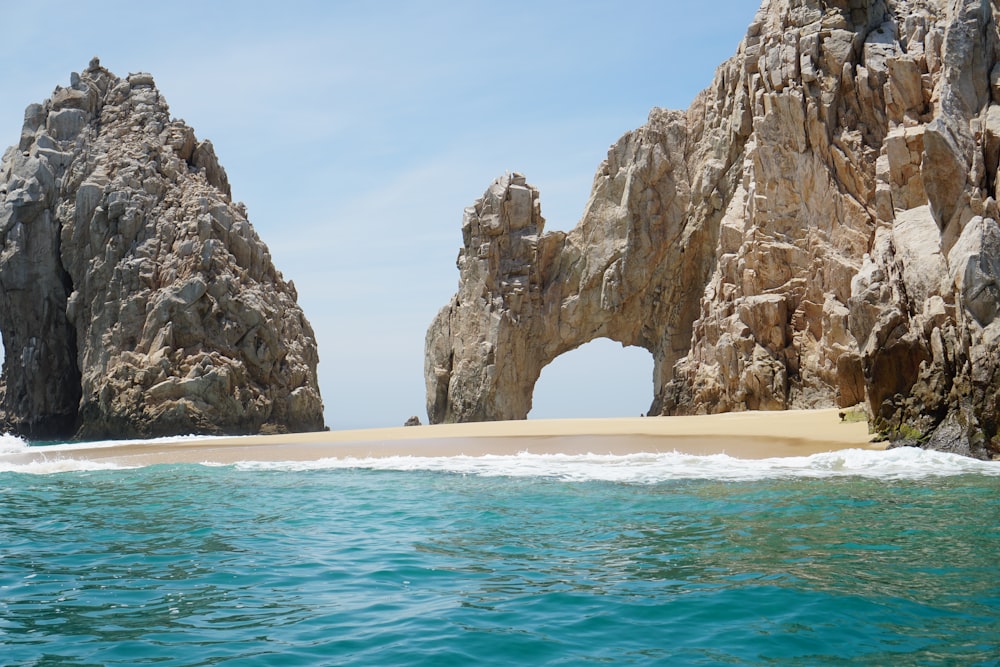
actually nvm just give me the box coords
[2,437,999,666]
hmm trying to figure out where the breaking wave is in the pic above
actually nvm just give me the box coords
[2,431,997,479]
[230,447,1000,482]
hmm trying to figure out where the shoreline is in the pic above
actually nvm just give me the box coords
[1,409,886,467]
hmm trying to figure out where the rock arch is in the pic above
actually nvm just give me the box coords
[426,0,1000,459]
[425,108,725,423]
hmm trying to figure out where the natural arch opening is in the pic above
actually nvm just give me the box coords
[528,338,654,419]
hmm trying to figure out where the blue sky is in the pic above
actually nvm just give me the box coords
[1,1,759,429]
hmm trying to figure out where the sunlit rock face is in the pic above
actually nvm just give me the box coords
[427,0,1000,459]
[0,59,325,440]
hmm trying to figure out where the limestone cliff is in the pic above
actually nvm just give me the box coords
[0,59,325,439]
[426,0,1000,459]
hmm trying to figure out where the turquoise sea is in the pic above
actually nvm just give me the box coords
[2,436,999,666]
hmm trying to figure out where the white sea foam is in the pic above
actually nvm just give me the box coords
[0,433,215,474]
[3,432,998,479]
[0,458,130,474]
[0,433,125,474]
[0,433,29,454]
[19,433,219,453]
[232,447,1000,482]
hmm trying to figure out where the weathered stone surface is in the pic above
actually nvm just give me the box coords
[426,0,1000,459]
[0,58,325,439]
[426,105,711,423]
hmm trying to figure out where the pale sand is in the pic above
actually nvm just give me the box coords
[2,409,886,467]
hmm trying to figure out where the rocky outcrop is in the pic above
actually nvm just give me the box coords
[425,118,712,424]
[426,0,1000,459]
[0,58,325,440]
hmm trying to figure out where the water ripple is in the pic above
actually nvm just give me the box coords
[1,466,998,665]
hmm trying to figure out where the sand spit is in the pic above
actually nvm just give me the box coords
[0,409,886,468]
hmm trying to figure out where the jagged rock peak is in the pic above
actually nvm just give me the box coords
[0,59,325,439]
[426,0,1000,459]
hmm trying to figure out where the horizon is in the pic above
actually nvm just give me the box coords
[0,1,760,430]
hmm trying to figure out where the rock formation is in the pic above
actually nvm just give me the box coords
[426,0,1000,459]
[0,58,325,440]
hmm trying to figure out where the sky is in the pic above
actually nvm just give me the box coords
[0,1,760,430]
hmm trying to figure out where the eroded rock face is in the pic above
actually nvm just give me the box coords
[0,58,325,439]
[427,0,1000,459]
[426,108,713,424]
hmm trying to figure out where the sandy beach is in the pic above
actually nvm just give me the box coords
[2,408,886,468]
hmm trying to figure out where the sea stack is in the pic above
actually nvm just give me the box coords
[0,58,325,439]
[426,0,1000,459]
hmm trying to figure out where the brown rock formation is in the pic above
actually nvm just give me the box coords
[0,59,325,440]
[426,0,1000,459]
